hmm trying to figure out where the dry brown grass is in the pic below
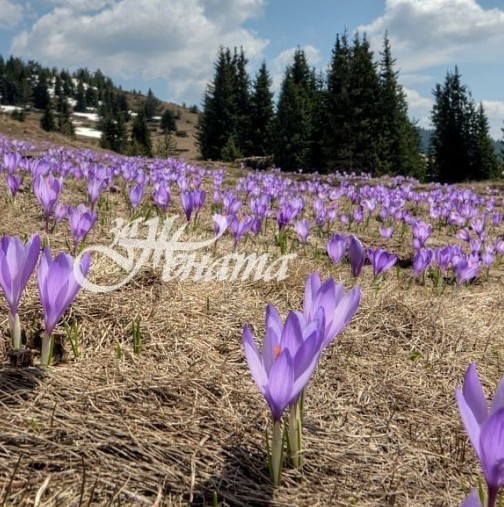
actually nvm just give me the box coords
[0,136,503,506]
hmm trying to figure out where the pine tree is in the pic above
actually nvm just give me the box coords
[232,48,252,156]
[324,32,354,171]
[130,109,152,156]
[249,61,274,156]
[197,47,236,160]
[74,81,87,112]
[429,67,489,182]
[348,33,382,175]
[32,71,51,110]
[273,48,317,171]
[469,102,499,180]
[40,103,56,132]
[100,113,127,153]
[160,108,176,133]
[143,88,160,119]
[57,96,75,137]
[377,32,422,177]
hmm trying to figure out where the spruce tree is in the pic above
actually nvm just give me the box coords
[249,61,274,157]
[74,81,87,112]
[273,48,317,171]
[32,71,51,110]
[197,47,236,160]
[57,96,75,137]
[377,32,422,177]
[160,108,176,134]
[429,67,486,182]
[130,109,152,156]
[469,102,499,180]
[232,48,252,156]
[40,103,56,132]
[324,32,353,171]
[348,33,381,175]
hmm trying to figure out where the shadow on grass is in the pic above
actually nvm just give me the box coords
[188,444,275,507]
[0,364,45,404]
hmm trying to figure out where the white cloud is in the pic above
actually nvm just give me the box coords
[10,0,268,104]
[359,0,504,71]
[482,100,504,139]
[0,0,24,28]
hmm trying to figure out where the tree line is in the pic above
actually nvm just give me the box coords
[197,33,501,182]
[0,55,178,157]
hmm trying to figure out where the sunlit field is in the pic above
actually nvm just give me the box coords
[1,133,503,507]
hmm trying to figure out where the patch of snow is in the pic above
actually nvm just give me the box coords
[75,126,102,139]
[0,105,23,113]
[73,111,99,122]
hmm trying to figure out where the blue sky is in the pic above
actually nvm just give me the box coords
[0,0,503,138]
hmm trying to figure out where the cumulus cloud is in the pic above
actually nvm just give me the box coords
[482,100,504,139]
[0,0,24,28]
[359,0,504,71]
[10,0,268,104]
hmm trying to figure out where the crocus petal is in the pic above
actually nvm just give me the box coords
[303,272,321,318]
[324,287,361,348]
[491,378,504,414]
[463,363,489,425]
[243,324,268,395]
[263,304,282,374]
[460,489,482,507]
[281,311,304,356]
[479,406,504,489]
[265,350,294,422]
[456,388,482,459]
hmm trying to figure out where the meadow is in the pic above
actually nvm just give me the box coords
[0,132,503,507]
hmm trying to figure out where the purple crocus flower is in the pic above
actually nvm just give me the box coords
[243,305,325,422]
[37,247,91,364]
[412,220,432,249]
[231,215,253,247]
[6,173,22,198]
[152,184,170,213]
[349,234,365,277]
[0,234,41,349]
[379,225,394,239]
[456,256,480,285]
[180,191,194,222]
[302,272,361,349]
[294,218,310,244]
[243,305,325,485]
[212,213,230,238]
[456,364,504,506]
[413,248,433,278]
[327,233,347,265]
[128,182,145,210]
[87,177,107,210]
[193,189,206,217]
[368,247,397,277]
[33,173,63,232]
[67,204,97,251]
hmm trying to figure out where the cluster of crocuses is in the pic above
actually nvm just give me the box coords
[0,234,89,365]
[2,133,504,289]
[456,364,504,507]
[242,272,361,484]
[327,233,398,279]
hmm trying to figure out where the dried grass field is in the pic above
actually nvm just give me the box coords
[0,134,503,506]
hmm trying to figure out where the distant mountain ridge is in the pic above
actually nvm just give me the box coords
[418,127,502,156]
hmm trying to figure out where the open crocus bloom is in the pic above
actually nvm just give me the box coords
[242,305,325,422]
[302,272,361,350]
[456,363,504,506]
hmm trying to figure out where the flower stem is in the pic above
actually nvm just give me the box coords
[288,403,302,468]
[9,311,21,350]
[40,331,54,366]
[271,420,283,486]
